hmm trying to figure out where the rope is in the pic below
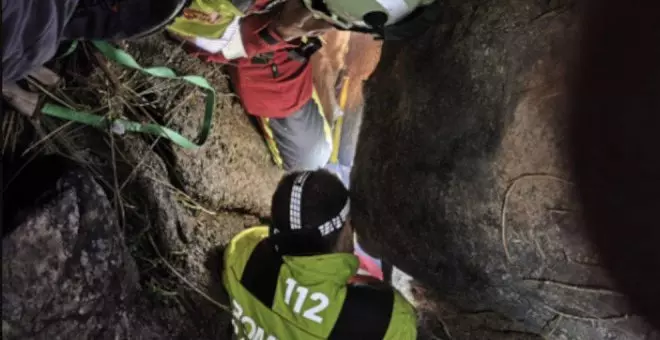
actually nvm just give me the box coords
[41,41,216,149]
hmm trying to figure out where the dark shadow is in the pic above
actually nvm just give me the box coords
[567,0,660,330]
[2,154,78,238]
[203,244,229,304]
[202,244,234,339]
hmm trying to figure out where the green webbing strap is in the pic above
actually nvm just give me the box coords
[57,41,79,60]
[42,40,216,149]
[41,103,200,149]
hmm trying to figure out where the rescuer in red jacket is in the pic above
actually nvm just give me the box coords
[177,0,336,171]
[170,0,439,172]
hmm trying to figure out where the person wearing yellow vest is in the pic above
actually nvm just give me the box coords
[222,169,417,339]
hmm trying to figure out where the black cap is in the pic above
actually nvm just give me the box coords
[270,170,350,254]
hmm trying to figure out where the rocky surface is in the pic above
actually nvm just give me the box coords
[2,164,138,339]
[2,0,658,338]
[1,138,257,339]
[121,35,283,218]
[1,34,274,337]
[352,0,659,338]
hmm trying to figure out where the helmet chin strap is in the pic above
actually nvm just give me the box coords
[379,0,441,40]
[331,1,441,41]
[332,22,381,36]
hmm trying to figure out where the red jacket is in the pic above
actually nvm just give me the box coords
[192,0,313,118]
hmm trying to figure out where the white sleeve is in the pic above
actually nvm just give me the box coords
[191,16,248,60]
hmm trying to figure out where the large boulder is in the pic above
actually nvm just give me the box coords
[352,0,659,338]
[2,31,283,339]
[1,154,234,339]
[2,159,139,339]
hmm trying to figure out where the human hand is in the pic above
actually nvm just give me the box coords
[270,0,334,41]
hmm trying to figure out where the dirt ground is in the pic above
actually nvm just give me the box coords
[102,35,285,337]
[2,33,282,338]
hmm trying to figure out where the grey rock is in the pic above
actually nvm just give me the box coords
[352,0,659,339]
[2,168,139,340]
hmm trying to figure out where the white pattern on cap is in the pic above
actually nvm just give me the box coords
[288,171,350,237]
[317,197,350,236]
[289,172,310,230]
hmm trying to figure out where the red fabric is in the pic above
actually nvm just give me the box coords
[191,1,314,118]
[355,251,384,281]
[347,274,382,285]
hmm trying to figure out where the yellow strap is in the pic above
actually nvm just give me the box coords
[259,117,284,168]
[260,89,332,169]
[330,76,351,164]
[339,77,350,110]
[311,87,333,146]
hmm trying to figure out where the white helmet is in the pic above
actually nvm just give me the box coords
[302,0,438,37]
